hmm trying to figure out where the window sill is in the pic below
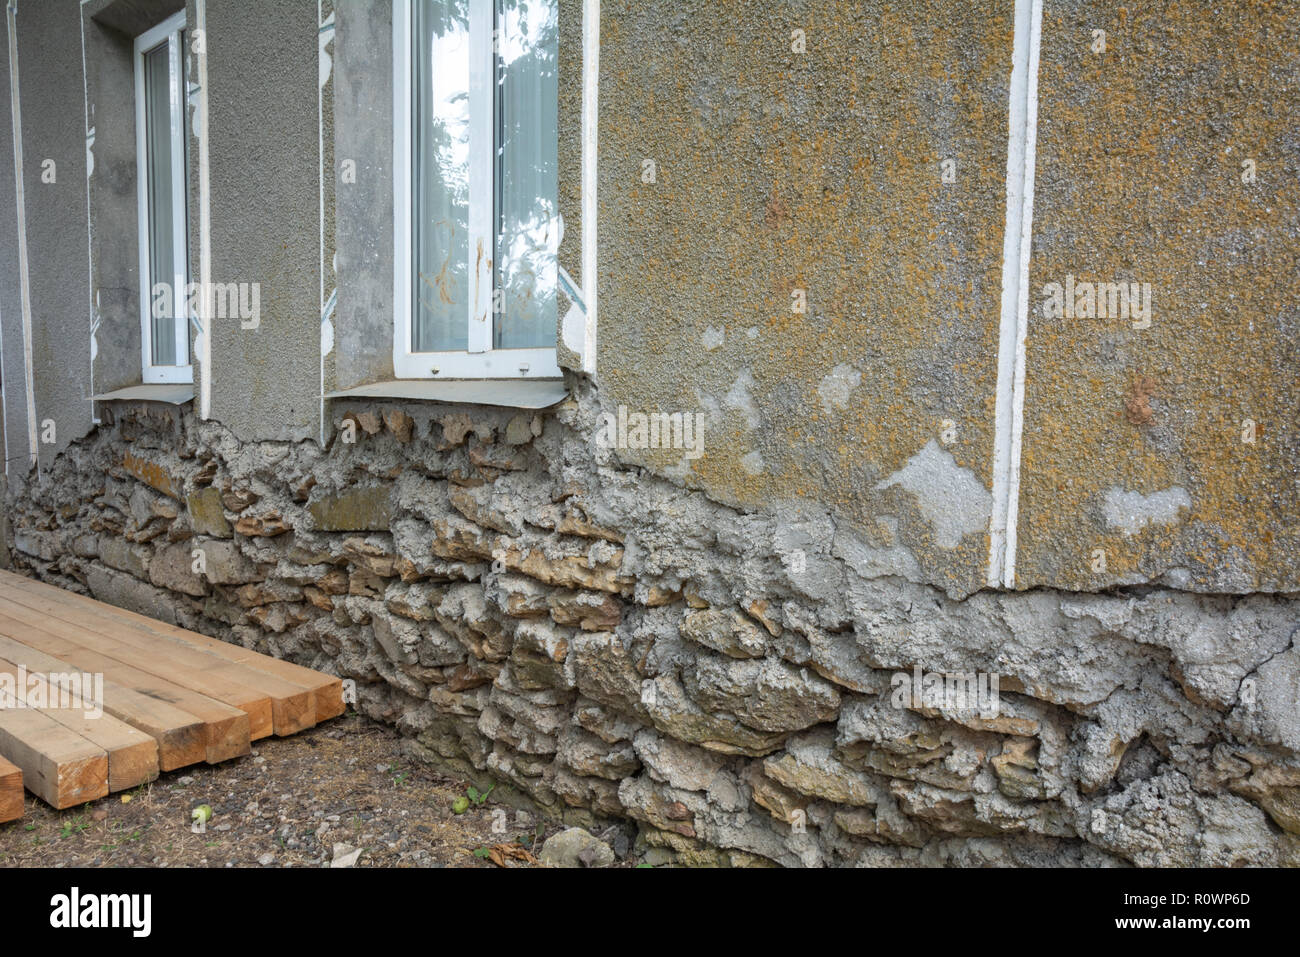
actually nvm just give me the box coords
[91,384,195,405]
[325,378,567,409]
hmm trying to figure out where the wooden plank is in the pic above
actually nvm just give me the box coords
[0,655,158,792]
[0,617,250,766]
[0,753,21,823]
[0,708,108,809]
[1,570,345,724]
[0,633,209,772]
[6,568,344,709]
[0,598,277,741]
[0,590,312,737]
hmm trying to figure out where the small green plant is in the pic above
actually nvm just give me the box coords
[472,846,492,860]
[466,783,494,806]
[58,815,90,839]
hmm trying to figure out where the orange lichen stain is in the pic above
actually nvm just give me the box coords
[1124,376,1158,426]
[121,451,180,499]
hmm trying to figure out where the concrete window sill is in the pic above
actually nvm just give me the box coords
[326,379,567,409]
[90,384,195,405]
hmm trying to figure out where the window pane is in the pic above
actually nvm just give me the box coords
[144,41,177,366]
[413,0,471,353]
[494,0,558,349]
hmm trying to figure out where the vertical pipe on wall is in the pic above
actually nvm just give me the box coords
[987,0,1043,589]
[580,0,598,376]
[79,2,96,421]
[196,0,212,420]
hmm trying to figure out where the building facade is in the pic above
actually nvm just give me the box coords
[0,0,1297,865]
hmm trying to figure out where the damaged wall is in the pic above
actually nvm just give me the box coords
[6,387,1299,866]
[1018,1,1300,593]
[1,0,1298,867]
[596,0,1300,598]
[598,0,1013,599]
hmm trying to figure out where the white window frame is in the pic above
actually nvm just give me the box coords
[393,0,562,380]
[135,11,192,385]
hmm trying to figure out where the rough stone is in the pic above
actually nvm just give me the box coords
[308,487,394,532]
[539,827,615,868]
[186,487,232,538]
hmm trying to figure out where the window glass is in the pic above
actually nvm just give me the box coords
[494,0,558,349]
[413,0,470,353]
[143,40,179,367]
[410,0,557,356]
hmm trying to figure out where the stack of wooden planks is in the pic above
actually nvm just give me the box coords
[0,568,344,811]
[0,754,20,823]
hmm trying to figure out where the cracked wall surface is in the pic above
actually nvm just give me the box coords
[6,383,1299,867]
[0,0,1297,868]
[598,0,1014,599]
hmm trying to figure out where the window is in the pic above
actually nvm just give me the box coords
[134,11,191,384]
[394,0,560,379]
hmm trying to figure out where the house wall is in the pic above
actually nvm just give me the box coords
[1,0,1298,867]
[0,0,94,477]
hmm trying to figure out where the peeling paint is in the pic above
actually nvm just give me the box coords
[875,440,993,550]
[1102,485,1191,536]
[817,363,861,413]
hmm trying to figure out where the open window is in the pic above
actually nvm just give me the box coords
[134,11,191,385]
[393,0,560,380]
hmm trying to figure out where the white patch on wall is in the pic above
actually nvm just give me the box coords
[723,371,760,430]
[1102,486,1191,536]
[875,440,993,549]
[702,325,725,351]
[817,363,861,413]
[740,450,765,475]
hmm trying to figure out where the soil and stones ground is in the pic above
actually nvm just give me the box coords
[0,714,636,868]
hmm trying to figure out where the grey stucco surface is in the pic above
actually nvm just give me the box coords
[204,0,320,442]
[0,3,27,478]
[333,0,394,392]
[8,0,94,473]
[84,0,161,398]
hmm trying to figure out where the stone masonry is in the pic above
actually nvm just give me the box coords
[6,379,1299,867]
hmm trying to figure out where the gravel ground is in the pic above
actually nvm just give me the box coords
[0,714,578,868]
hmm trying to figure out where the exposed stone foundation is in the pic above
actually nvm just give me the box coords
[6,382,1299,867]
